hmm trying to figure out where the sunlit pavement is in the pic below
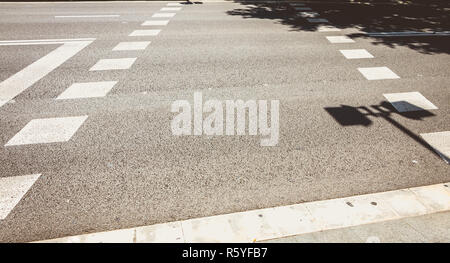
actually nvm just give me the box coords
[0,1,449,242]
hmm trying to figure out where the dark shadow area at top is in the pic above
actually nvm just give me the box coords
[182,1,204,4]
[227,0,450,54]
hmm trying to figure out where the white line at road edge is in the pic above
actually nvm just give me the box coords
[0,38,95,44]
[367,31,450,37]
[55,15,120,18]
[0,39,94,108]
[35,182,450,243]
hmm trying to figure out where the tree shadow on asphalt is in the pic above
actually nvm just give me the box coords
[324,100,448,161]
[227,0,450,54]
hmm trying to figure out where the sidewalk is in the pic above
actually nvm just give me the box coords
[260,211,450,243]
[35,182,450,243]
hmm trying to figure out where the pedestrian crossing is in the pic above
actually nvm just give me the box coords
[0,1,448,240]
[0,1,185,221]
[288,1,447,163]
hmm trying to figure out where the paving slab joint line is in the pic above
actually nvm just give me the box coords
[34,182,450,243]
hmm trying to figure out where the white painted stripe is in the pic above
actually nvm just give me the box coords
[420,131,450,163]
[358,66,400,80]
[55,15,120,18]
[307,18,329,23]
[89,58,137,71]
[36,182,450,243]
[152,13,176,18]
[340,49,374,59]
[167,2,183,6]
[298,11,319,18]
[112,41,151,51]
[5,116,88,146]
[0,174,40,220]
[160,7,181,11]
[56,81,117,100]
[0,40,93,108]
[326,36,355,43]
[0,38,95,44]
[383,92,438,112]
[318,25,341,32]
[290,3,306,6]
[141,20,169,26]
[367,31,450,37]
[129,30,161,37]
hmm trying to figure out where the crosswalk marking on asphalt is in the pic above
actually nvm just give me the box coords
[167,2,183,6]
[420,131,450,163]
[298,12,319,18]
[5,116,88,146]
[326,36,355,43]
[129,29,161,36]
[37,182,450,243]
[89,58,137,71]
[112,41,151,51]
[358,67,400,80]
[54,15,120,18]
[0,174,41,220]
[142,20,170,26]
[383,92,438,112]
[307,18,329,23]
[152,13,176,18]
[318,25,341,32]
[56,81,117,100]
[161,7,182,11]
[0,39,94,108]
[340,49,374,59]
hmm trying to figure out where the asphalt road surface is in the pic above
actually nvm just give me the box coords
[0,1,449,242]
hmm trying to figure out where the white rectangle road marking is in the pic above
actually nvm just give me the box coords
[318,25,341,32]
[55,15,120,18]
[0,39,93,108]
[307,18,329,23]
[141,20,169,26]
[0,174,41,220]
[129,30,161,37]
[326,36,355,43]
[298,12,319,18]
[340,49,374,59]
[160,7,181,11]
[420,131,450,163]
[0,38,95,45]
[89,58,137,71]
[112,41,151,51]
[56,81,117,100]
[5,116,88,146]
[358,67,400,80]
[167,2,183,6]
[37,182,450,243]
[152,13,176,18]
[383,92,438,112]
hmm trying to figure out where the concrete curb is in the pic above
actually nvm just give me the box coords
[34,182,450,243]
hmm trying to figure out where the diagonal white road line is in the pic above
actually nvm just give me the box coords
[0,39,94,108]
